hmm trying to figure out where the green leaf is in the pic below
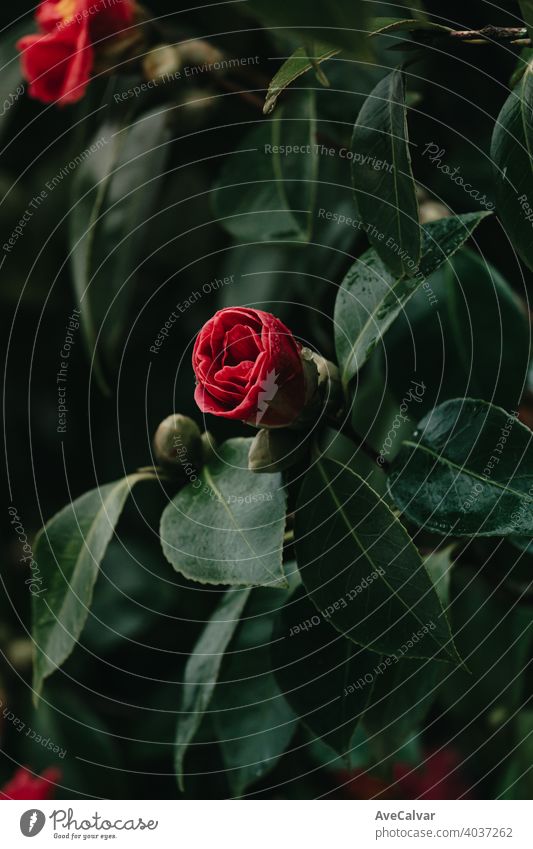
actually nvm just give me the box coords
[70,107,171,391]
[423,545,456,608]
[519,1,533,41]
[334,212,490,388]
[272,587,376,755]
[351,67,420,276]
[175,588,251,791]
[160,439,287,588]
[499,712,533,799]
[361,544,453,745]
[363,656,444,742]
[81,537,178,653]
[388,399,533,536]
[212,587,298,795]
[491,65,533,272]
[441,569,533,726]
[370,18,451,38]
[212,90,317,243]
[246,0,371,53]
[264,44,338,114]
[32,473,154,699]
[443,250,529,408]
[296,455,457,661]
[384,247,530,415]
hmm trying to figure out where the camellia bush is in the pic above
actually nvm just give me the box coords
[2,0,533,800]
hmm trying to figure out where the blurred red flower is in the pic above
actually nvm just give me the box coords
[0,766,61,800]
[17,0,135,104]
[337,749,470,800]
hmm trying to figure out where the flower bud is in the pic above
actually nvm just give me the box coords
[200,431,217,464]
[294,348,343,427]
[153,414,203,471]
[142,44,181,82]
[248,428,309,473]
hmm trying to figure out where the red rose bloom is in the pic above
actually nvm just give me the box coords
[17,0,135,105]
[193,308,307,428]
[0,766,61,800]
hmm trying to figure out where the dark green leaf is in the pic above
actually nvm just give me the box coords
[272,587,376,754]
[351,67,420,276]
[334,212,490,387]
[388,399,533,536]
[296,455,457,660]
[175,588,251,791]
[212,90,317,243]
[370,18,451,38]
[384,247,530,414]
[499,712,533,799]
[70,107,171,390]
[363,656,444,743]
[264,44,338,114]
[213,587,297,795]
[32,473,154,699]
[491,65,533,272]
[362,545,453,744]
[246,0,371,53]
[441,569,533,725]
[160,439,287,588]
[81,537,178,653]
[519,2,533,41]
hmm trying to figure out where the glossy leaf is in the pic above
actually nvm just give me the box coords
[334,212,490,387]
[296,455,457,660]
[70,107,171,390]
[160,439,287,588]
[264,45,338,114]
[388,399,533,536]
[384,247,530,415]
[213,587,297,794]
[272,587,376,754]
[351,67,420,276]
[175,588,251,791]
[32,473,154,699]
[491,65,533,271]
[212,90,317,243]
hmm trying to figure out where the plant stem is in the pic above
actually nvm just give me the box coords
[449,25,528,45]
[215,77,265,110]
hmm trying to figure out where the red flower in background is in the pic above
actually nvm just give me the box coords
[0,766,61,800]
[17,0,135,104]
[193,308,307,428]
[338,749,470,800]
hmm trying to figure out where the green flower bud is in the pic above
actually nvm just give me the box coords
[200,431,217,465]
[153,414,203,471]
[248,428,309,473]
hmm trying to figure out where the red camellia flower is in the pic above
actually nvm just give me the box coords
[193,308,307,428]
[0,766,61,800]
[17,0,135,105]
[337,748,470,800]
